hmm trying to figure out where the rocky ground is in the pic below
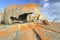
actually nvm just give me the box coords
[0,21,60,40]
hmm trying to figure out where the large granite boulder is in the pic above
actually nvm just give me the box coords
[3,4,40,24]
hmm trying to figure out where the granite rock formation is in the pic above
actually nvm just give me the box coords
[0,4,60,40]
[3,4,40,24]
[0,20,60,40]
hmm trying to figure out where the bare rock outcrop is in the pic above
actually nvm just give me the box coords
[0,20,60,40]
[3,4,40,24]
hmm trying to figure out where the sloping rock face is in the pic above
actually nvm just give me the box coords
[0,20,60,40]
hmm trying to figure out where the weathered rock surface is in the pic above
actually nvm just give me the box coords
[0,20,60,40]
[0,10,3,23]
[4,4,40,24]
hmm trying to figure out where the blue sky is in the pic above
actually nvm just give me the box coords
[0,0,60,11]
[0,0,35,11]
[0,0,58,11]
[0,0,42,10]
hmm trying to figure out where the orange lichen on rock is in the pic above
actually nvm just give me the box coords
[22,4,40,10]
[0,21,60,40]
[31,22,60,40]
[0,25,19,37]
[20,25,38,40]
[21,4,40,13]
[20,25,31,32]
[29,23,47,40]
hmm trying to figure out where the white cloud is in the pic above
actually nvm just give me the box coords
[43,2,49,7]
[44,0,49,1]
[41,2,60,22]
